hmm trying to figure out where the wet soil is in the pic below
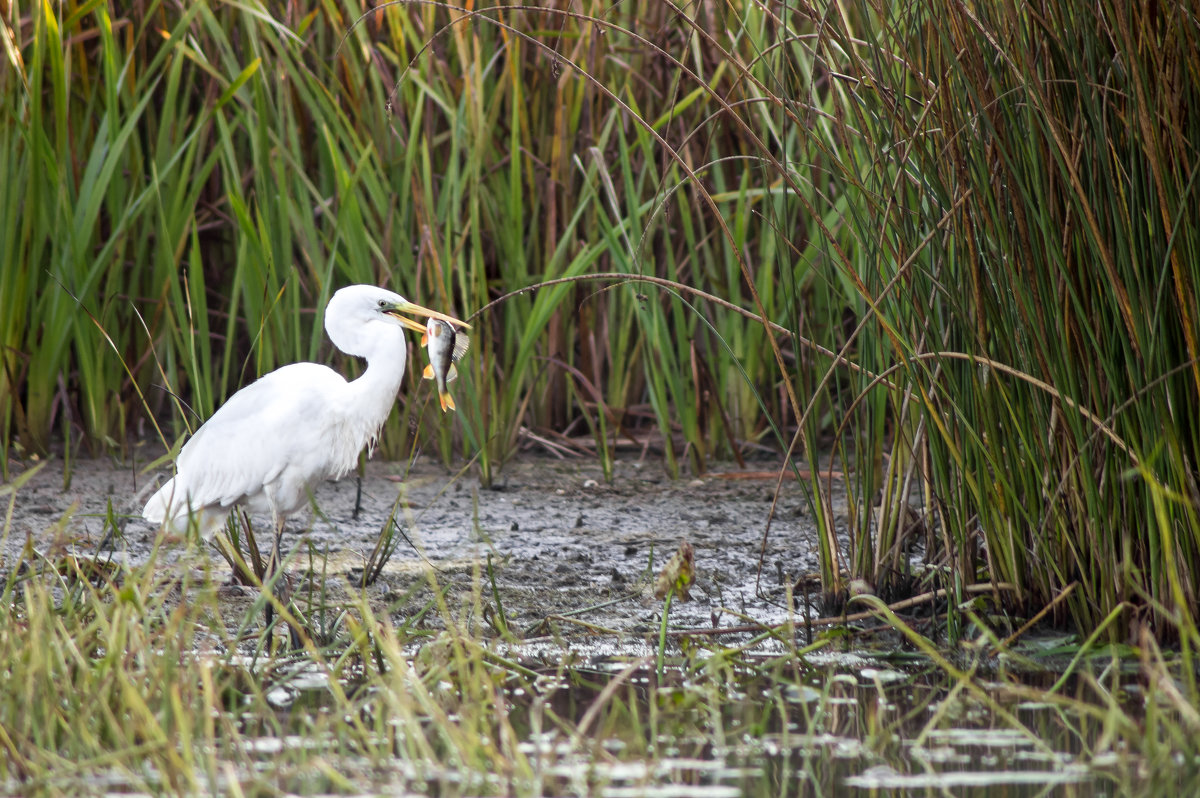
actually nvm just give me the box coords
[3,454,840,641]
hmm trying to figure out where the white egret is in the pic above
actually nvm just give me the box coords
[143,284,468,541]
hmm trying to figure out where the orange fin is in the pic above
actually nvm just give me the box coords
[423,364,435,380]
[440,392,456,412]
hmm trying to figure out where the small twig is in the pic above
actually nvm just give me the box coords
[470,273,891,387]
[526,614,624,637]
[668,582,1019,637]
[553,591,644,618]
[997,581,1076,651]
[574,656,653,739]
[710,468,845,480]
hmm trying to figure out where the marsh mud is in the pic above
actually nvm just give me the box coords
[7,457,1182,796]
[3,455,836,639]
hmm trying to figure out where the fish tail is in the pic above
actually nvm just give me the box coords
[440,390,456,412]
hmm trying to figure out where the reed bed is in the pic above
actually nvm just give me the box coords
[2,0,1197,653]
[1,0,811,485]
[815,1,1200,646]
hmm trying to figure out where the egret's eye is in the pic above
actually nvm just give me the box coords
[378,299,388,308]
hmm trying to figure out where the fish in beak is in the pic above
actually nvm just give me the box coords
[421,319,470,412]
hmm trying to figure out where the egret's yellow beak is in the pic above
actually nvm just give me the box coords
[386,300,471,333]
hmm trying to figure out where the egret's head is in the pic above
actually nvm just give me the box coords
[326,285,469,360]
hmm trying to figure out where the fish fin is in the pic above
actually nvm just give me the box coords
[420,332,428,346]
[446,363,458,384]
[440,391,456,412]
[422,364,435,380]
[451,332,470,361]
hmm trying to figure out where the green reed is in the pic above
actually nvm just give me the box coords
[799,0,1199,641]
[2,0,814,481]
[4,0,1199,645]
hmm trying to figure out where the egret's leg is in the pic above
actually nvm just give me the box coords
[267,512,285,583]
[262,512,294,649]
[269,514,306,650]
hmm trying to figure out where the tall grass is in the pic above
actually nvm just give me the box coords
[1,0,815,481]
[802,0,1200,640]
[3,0,1198,639]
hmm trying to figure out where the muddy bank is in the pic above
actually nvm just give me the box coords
[3,454,840,638]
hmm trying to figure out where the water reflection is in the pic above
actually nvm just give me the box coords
[212,647,1197,797]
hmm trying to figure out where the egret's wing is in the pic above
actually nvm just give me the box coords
[142,478,230,539]
[172,364,347,513]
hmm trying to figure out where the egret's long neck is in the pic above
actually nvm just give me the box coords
[345,333,408,452]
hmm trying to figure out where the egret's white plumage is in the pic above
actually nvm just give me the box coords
[143,284,466,539]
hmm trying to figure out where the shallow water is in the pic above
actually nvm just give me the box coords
[4,455,1198,795]
[214,647,1182,797]
[5,454,824,636]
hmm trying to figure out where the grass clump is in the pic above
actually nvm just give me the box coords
[2,0,1198,664]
